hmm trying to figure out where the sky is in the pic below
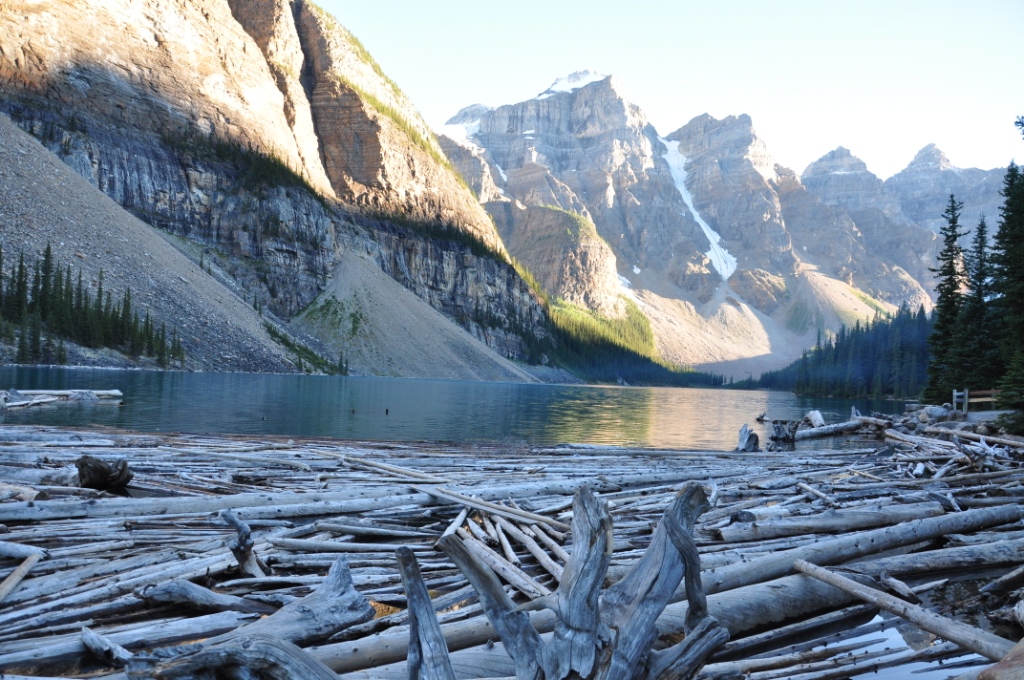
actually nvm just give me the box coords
[317,0,1021,180]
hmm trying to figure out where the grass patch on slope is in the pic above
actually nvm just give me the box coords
[541,205,599,243]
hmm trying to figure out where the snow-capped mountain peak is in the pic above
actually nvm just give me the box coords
[537,70,608,98]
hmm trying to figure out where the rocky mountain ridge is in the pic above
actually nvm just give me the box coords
[439,73,1004,375]
[0,0,547,378]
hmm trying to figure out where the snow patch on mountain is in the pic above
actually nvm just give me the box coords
[439,119,483,152]
[537,70,607,98]
[660,138,737,280]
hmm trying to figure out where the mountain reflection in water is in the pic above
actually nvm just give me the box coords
[0,366,905,450]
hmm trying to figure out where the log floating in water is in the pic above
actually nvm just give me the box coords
[794,560,1015,661]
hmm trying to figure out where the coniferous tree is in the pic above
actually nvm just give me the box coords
[997,350,1024,434]
[950,216,1004,388]
[12,254,28,322]
[0,244,5,320]
[991,163,1024,364]
[16,316,28,363]
[29,311,42,361]
[923,195,968,403]
[39,243,53,320]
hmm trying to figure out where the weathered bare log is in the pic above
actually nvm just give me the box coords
[794,560,1015,661]
[454,528,551,598]
[413,485,571,531]
[206,556,374,647]
[0,488,436,522]
[715,501,946,542]
[438,533,545,680]
[0,611,255,671]
[794,419,863,441]
[768,421,799,451]
[433,485,725,680]
[704,503,1024,595]
[805,411,826,428]
[396,547,456,680]
[137,580,277,615]
[125,635,339,679]
[922,426,1024,450]
[81,627,132,668]
[542,485,612,680]
[980,563,1024,596]
[220,509,266,578]
[324,574,857,678]
[0,552,43,603]
[0,540,47,560]
[342,454,450,483]
[976,637,1024,680]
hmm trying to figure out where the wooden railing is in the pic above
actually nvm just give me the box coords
[952,389,1000,414]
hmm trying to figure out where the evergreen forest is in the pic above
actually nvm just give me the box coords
[754,305,932,399]
[0,244,185,367]
[752,119,1024,432]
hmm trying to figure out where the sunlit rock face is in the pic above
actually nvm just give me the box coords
[0,0,546,366]
[441,75,958,373]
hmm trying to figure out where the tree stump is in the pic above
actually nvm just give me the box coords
[736,425,760,452]
[428,483,728,680]
[768,420,799,451]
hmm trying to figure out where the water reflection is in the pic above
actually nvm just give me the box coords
[0,366,905,450]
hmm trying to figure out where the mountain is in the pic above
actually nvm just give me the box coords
[440,74,954,376]
[884,144,1005,236]
[0,0,549,379]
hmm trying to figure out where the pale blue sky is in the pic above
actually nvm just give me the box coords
[318,0,1021,179]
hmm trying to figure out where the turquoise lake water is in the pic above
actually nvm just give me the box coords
[0,366,903,450]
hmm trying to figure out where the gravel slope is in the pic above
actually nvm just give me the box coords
[294,250,539,382]
[0,113,293,372]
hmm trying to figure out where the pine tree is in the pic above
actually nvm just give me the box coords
[29,311,42,362]
[997,349,1024,434]
[924,195,968,403]
[16,316,28,363]
[950,216,1004,388]
[992,163,1024,364]
[39,243,53,321]
[0,244,5,320]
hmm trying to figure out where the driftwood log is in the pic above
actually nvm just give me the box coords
[126,635,339,679]
[3,423,1024,680]
[794,560,1015,661]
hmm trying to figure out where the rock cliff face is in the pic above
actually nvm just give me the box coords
[0,0,544,376]
[441,76,964,375]
[884,144,1005,236]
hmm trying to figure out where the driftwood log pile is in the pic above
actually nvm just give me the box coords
[0,418,1022,679]
[0,389,124,410]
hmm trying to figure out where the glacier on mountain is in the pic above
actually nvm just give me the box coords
[660,137,737,280]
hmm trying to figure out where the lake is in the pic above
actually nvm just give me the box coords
[0,366,904,450]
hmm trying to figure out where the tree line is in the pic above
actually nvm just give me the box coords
[750,137,1024,432]
[0,244,184,367]
[754,305,931,399]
